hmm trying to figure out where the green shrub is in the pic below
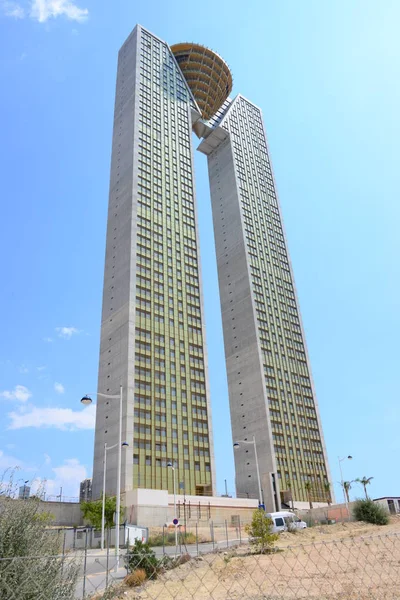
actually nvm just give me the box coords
[124,568,147,587]
[353,499,389,525]
[0,471,79,599]
[245,509,279,553]
[125,539,160,579]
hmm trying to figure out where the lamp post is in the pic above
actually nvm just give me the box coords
[167,462,178,552]
[100,441,129,551]
[234,436,263,508]
[338,455,352,519]
[81,386,124,569]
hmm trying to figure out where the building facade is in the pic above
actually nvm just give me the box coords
[19,485,30,500]
[93,23,332,510]
[198,95,333,506]
[79,478,92,503]
[92,25,216,500]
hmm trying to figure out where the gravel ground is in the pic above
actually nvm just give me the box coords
[105,516,400,600]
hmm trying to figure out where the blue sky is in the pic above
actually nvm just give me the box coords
[0,0,399,502]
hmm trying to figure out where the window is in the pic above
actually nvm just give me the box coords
[275,517,284,527]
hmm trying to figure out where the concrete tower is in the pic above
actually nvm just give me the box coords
[93,23,332,511]
[197,96,333,508]
[92,26,232,500]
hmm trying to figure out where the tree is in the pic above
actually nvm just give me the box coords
[343,481,352,503]
[304,481,313,509]
[285,479,295,510]
[355,476,374,500]
[353,499,388,525]
[0,471,79,599]
[81,495,123,529]
[323,481,332,505]
[245,509,278,553]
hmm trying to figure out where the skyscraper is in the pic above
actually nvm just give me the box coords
[93,23,332,510]
[92,25,223,499]
[79,478,92,503]
[198,96,333,507]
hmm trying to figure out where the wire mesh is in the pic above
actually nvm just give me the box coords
[1,530,400,599]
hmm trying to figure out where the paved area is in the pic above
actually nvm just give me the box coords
[75,538,248,597]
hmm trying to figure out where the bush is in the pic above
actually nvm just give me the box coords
[125,539,160,579]
[245,509,279,553]
[0,471,79,599]
[124,568,147,587]
[148,531,196,546]
[353,499,389,525]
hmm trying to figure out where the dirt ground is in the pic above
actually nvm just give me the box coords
[115,516,400,599]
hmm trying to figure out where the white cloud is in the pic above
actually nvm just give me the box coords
[40,458,86,499]
[44,453,51,465]
[37,365,47,371]
[8,403,96,431]
[54,382,65,394]
[0,385,32,402]
[56,326,80,339]
[0,449,23,470]
[30,0,88,23]
[1,1,25,18]
[19,365,29,374]
[43,337,53,343]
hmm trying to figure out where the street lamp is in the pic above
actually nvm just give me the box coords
[234,436,263,507]
[100,441,129,551]
[81,386,124,569]
[338,455,352,518]
[167,462,178,552]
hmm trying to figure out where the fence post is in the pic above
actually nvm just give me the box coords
[211,520,215,550]
[162,525,165,556]
[225,520,229,548]
[106,528,110,590]
[196,522,199,556]
[239,516,242,544]
[61,530,66,576]
[82,529,88,598]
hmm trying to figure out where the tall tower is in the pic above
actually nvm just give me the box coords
[198,96,333,508]
[94,23,332,511]
[92,26,229,499]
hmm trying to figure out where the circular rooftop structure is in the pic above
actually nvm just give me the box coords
[171,43,233,121]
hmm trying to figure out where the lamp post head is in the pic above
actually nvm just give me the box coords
[122,442,129,448]
[167,462,174,469]
[80,395,92,406]
[348,455,353,460]
[233,443,240,450]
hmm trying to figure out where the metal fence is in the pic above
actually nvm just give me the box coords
[1,530,400,599]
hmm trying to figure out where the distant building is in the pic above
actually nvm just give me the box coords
[374,497,400,514]
[79,479,92,503]
[19,485,30,500]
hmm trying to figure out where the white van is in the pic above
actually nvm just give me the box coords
[266,511,307,533]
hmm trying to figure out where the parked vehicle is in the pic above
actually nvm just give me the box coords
[266,511,307,533]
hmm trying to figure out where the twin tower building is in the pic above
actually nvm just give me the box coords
[92,24,332,511]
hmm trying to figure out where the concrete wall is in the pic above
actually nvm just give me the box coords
[297,502,355,524]
[92,25,140,500]
[38,501,83,526]
[124,488,258,527]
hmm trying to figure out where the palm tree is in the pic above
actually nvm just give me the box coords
[343,481,352,503]
[356,476,374,500]
[304,481,313,510]
[323,481,332,505]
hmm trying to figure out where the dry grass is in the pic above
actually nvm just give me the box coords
[122,516,400,600]
[124,569,147,587]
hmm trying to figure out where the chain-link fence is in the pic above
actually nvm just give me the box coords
[1,530,400,599]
